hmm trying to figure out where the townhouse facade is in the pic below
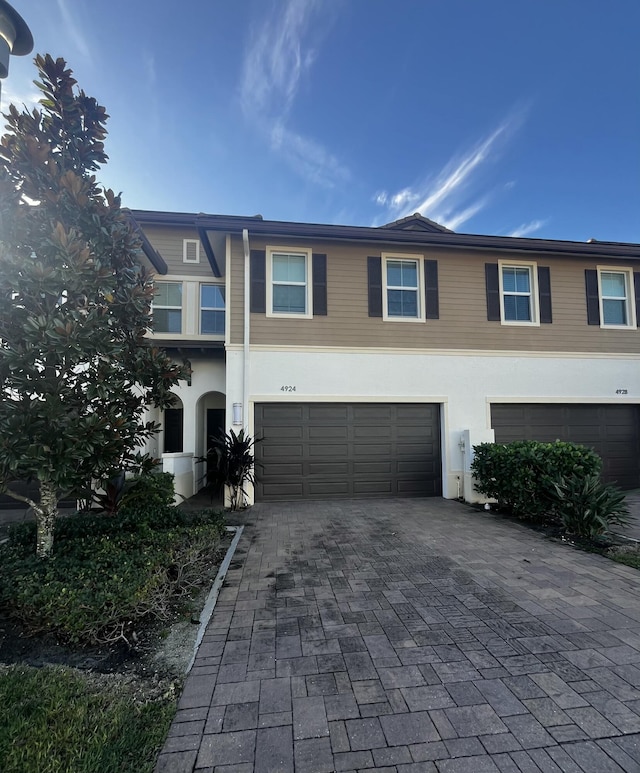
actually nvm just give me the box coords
[130,210,640,504]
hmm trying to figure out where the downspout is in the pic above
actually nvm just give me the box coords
[242,229,250,437]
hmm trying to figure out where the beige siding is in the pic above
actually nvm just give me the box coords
[142,225,217,277]
[230,236,245,345]
[233,236,640,354]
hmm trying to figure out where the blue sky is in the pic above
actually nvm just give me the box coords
[4,0,639,242]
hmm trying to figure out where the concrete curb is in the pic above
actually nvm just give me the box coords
[186,524,244,674]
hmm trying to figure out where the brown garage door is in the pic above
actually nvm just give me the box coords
[254,402,441,501]
[491,403,640,489]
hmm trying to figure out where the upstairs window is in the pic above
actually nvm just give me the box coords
[486,262,551,324]
[502,266,532,321]
[153,281,182,334]
[269,250,311,316]
[498,261,539,325]
[200,284,225,334]
[381,254,425,321]
[599,269,634,327]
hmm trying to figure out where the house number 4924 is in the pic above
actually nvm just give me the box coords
[280,385,296,392]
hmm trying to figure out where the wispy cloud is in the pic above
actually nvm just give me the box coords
[239,0,348,188]
[57,0,91,61]
[440,197,490,231]
[507,219,548,238]
[373,109,527,230]
[241,0,318,119]
[271,123,349,187]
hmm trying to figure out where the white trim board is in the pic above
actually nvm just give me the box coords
[240,344,640,360]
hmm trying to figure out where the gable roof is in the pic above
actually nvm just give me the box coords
[382,213,453,233]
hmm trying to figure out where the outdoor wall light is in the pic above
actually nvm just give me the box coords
[232,403,243,425]
[0,1,33,103]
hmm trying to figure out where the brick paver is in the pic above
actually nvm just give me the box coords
[155,498,640,772]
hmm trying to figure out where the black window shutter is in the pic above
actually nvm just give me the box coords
[312,253,327,316]
[634,273,640,325]
[424,260,439,319]
[250,249,266,313]
[367,256,383,317]
[585,269,600,325]
[485,263,501,321]
[538,266,552,323]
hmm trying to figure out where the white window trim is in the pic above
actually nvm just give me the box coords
[199,283,226,335]
[382,253,425,323]
[597,265,637,330]
[152,280,183,335]
[183,239,200,264]
[149,277,226,339]
[498,260,540,327]
[266,247,313,319]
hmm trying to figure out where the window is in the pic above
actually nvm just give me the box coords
[382,254,424,321]
[502,266,532,321]
[200,284,225,334]
[164,406,183,453]
[598,268,636,328]
[183,239,200,264]
[498,262,539,325]
[268,250,311,317]
[153,282,182,333]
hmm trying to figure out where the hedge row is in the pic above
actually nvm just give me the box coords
[471,440,629,537]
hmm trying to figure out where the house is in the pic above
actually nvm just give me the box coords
[129,209,640,504]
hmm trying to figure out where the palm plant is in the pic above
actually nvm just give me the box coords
[205,429,259,511]
[548,474,631,539]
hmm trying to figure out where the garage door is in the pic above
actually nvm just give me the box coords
[491,404,640,489]
[254,402,441,501]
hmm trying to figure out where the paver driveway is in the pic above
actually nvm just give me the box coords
[156,499,640,773]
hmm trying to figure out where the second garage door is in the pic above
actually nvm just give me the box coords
[491,403,640,489]
[254,402,441,501]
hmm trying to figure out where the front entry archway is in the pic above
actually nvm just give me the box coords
[195,391,225,492]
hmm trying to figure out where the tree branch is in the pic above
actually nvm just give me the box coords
[3,487,38,512]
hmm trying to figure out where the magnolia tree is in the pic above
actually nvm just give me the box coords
[0,55,185,558]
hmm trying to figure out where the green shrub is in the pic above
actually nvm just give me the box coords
[549,474,631,538]
[471,440,602,522]
[83,470,176,517]
[121,471,176,510]
[0,505,226,645]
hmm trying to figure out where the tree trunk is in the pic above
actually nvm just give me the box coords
[35,480,58,559]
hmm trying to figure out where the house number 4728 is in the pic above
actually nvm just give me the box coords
[280,385,296,392]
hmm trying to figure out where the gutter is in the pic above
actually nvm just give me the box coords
[242,229,250,438]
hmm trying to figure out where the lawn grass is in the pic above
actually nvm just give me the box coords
[608,549,640,570]
[0,664,176,773]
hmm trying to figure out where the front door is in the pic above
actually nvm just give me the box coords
[206,409,226,451]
